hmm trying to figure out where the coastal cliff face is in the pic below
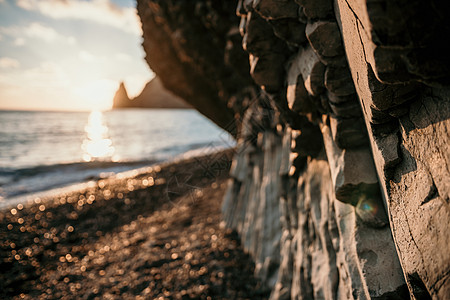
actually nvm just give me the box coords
[137,1,450,299]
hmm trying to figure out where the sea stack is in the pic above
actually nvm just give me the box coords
[112,82,130,108]
[112,76,191,109]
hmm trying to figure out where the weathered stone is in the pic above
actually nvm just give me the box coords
[253,0,299,20]
[239,15,247,36]
[334,199,407,298]
[330,116,368,149]
[236,0,247,16]
[366,105,397,125]
[327,97,362,118]
[373,132,401,171]
[250,54,285,92]
[368,68,421,111]
[243,12,288,57]
[295,0,333,20]
[138,1,450,299]
[322,124,379,205]
[336,2,450,298]
[290,124,322,157]
[286,58,314,114]
[324,66,356,96]
[297,6,307,23]
[326,90,356,104]
[317,54,348,67]
[279,127,292,175]
[291,159,338,300]
[286,76,313,114]
[243,0,255,12]
[387,104,410,118]
[290,153,307,176]
[343,0,450,86]
[271,230,293,300]
[230,148,251,182]
[269,18,306,47]
[290,46,326,96]
[306,21,344,58]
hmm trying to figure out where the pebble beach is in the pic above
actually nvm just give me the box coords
[0,149,269,299]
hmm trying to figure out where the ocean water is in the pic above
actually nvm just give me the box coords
[0,109,234,201]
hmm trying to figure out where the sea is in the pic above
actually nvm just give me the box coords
[0,109,234,204]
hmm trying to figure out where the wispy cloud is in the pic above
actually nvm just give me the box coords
[0,61,69,87]
[0,23,76,44]
[79,50,96,62]
[16,0,142,35]
[24,22,76,44]
[14,37,25,46]
[0,57,20,69]
[115,53,131,62]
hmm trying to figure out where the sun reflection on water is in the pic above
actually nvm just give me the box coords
[82,111,115,162]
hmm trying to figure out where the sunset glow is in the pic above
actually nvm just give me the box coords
[82,111,115,161]
[0,0,153,111]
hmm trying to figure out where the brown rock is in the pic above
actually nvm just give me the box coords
[269,18,307,47]
[243,12,288,57]
[295,0,333,19]
[324,66,356,96]
[286,58,314,114]
[290,124,322,157]
[243,0,255,12]
[112,82,130,108]
[330,116,368,149]
[373,132,401,171]
[322,124,379,205]
[328,98,362,118]
[306,21,344,58]
[253,0,299,20]
[236,0,247,16]
[121,76,191,109]
[291,46,326,96]
[250,54,285,92]
[326,90,356,104]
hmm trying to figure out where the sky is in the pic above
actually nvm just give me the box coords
[0,0,154,111]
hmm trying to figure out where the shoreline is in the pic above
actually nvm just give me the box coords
[0,146,234,211]
[0,148,269,299]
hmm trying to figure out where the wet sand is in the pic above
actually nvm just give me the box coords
[0,149,269,299]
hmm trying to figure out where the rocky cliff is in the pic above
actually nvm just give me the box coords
[137,0,450,299]
[112,76,191,109]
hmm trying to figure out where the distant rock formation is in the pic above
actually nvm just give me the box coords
[112,82,130,108]
[112,76,191,109]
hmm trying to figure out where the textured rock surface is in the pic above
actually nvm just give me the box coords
[137,0,449,298]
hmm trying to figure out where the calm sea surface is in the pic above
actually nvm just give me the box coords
[0,109,234,200]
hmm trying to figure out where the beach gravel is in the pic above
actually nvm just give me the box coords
[0,150,269,299]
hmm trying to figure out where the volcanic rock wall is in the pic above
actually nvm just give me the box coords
[137,0,450,299]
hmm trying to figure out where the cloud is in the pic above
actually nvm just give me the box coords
[14,37,26,46]
[115,53,131,61]
[0,57,20,69]
[16,0,142,35]
[0,61,70,93]
[0,23,76,44]
[79,50,96,62]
